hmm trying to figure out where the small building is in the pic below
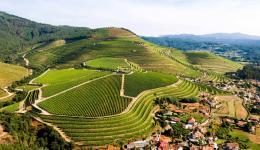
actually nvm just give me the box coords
[127,140,149,149]
[188,118,196,125]
[236,121,247,128]
[224,142,239,150]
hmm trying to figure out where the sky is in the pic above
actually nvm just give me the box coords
[1,0,260,36]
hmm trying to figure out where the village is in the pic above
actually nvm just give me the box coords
[123,78,259,150]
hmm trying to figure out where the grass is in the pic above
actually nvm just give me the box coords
[0,102,19,112]
[178,113,205,124]
[35,79,201,146]
[34,69,110,97]
[39,75,132,117]
[124,72,178,97]
[85,57,130,70]
[27,35,203,78]
[230,129,260,150]
[185,51,243,74]
[0,62,28,88]
[16,85,40,92]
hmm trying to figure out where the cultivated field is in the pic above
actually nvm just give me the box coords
[125,71,178,97]
[213,96,248,119]
[34,69,110,97]
[85,57,130,71]
[39,75,132,117]
[0,62,28,88]
[185,51,243,74]
[35,79,201,146]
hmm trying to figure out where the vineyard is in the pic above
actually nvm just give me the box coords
[34,69,110,97]
[35,79,202,146]
[85,57,130,71]
[38,75,132,117]
[124,72,178,97]
[24,90,39,107]
[185,51,243,74]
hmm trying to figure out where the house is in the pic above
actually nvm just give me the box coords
[188,118,196,125]
[224,142,239,150]
[127,140,149,149]
[170,117,181,124]
[236,121,247,128]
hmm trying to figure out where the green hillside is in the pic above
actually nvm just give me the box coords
[0,62,28,88]
[0,11,91,62]
[185,51,243,73]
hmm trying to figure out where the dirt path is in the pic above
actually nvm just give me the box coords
[120,74,125,96]
[22,53,33,76]
[0,87,14,100]
[33,74,113,112]
[29,69,50,84]
[23,53,29,66]
[33,117,71,142]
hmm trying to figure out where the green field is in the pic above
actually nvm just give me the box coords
[0,62,28,88]
[39,75,132,117]
[185,51,243,73]
[85,57,130,71]
[0,102,19,112]
[230,129,260,150]
[125,72,178,97]
[34,69,110,97]
[36,79,200,146]
[16,85,40,92]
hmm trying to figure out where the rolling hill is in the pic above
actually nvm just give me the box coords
[0,12,247,148]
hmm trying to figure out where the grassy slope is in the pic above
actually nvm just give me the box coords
[0,62,28,88]
[125,72,178,97]
[230,129,260,150]
[27,28,202,78]
[39,75,131,117]
[34,69,110,97]
[85,57,130,70]
[185,51,243,73]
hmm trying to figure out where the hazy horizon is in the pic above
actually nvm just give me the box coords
[1,0,260,36]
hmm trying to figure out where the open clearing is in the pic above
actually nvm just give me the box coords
[0,62,28,89]
[213,96,248,119]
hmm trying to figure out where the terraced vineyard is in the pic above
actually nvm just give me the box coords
[125,72,178,97]
[202,72,229,82]
[185,51,243,74]
[34,69,110,97]
[39,75,132,117]
[35,79,201,146]
[85,57,130,71]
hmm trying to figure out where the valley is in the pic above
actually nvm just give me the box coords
[0,11,259,150]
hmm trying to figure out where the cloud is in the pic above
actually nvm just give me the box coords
[1,0,260,36]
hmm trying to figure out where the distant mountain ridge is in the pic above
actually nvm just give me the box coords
[143,32,260,62]
[162,32,260,40]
